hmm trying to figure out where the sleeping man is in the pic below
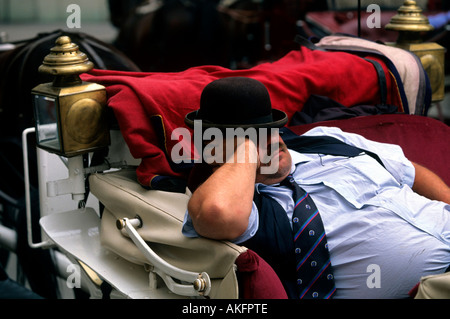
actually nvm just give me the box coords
[181,77,450,299]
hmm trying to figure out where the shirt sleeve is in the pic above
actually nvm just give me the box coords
[181,202,259,244]
[301,126,416,188]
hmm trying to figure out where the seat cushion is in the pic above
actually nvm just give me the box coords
[90,168,245,298]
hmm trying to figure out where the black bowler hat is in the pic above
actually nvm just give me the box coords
[184,77,288,129]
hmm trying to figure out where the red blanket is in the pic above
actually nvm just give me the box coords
[81,47,403,189]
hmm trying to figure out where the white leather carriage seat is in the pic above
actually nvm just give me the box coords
[89,168,247,298]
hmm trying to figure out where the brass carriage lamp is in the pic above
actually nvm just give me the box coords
[31,36,110,157]
[385,0,445,102]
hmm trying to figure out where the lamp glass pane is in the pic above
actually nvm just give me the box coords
[33,94,61,151]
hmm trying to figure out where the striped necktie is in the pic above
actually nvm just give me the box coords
[282,174,336,299]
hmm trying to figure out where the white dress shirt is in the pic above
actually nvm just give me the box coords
[183,126,450,298]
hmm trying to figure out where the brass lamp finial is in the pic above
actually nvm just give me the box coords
[385,0,434,43]
[38,36,94,86]
[385,1,445,103]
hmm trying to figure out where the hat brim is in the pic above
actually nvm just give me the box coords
[184,109,288,129]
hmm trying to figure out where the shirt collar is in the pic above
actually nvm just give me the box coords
[256,149,309,192]
[288,149,311,173]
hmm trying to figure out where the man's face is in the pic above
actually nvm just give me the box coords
[255,134,292,184]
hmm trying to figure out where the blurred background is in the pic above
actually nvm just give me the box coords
[0,0,116,42]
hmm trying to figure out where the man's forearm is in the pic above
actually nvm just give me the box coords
[412,162,450,204]
[187,139,259,240]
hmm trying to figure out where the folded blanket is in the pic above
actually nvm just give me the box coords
[81,46,403,191]
[316,35,430,115]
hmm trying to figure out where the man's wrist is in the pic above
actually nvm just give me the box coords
[230,137,259,167]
